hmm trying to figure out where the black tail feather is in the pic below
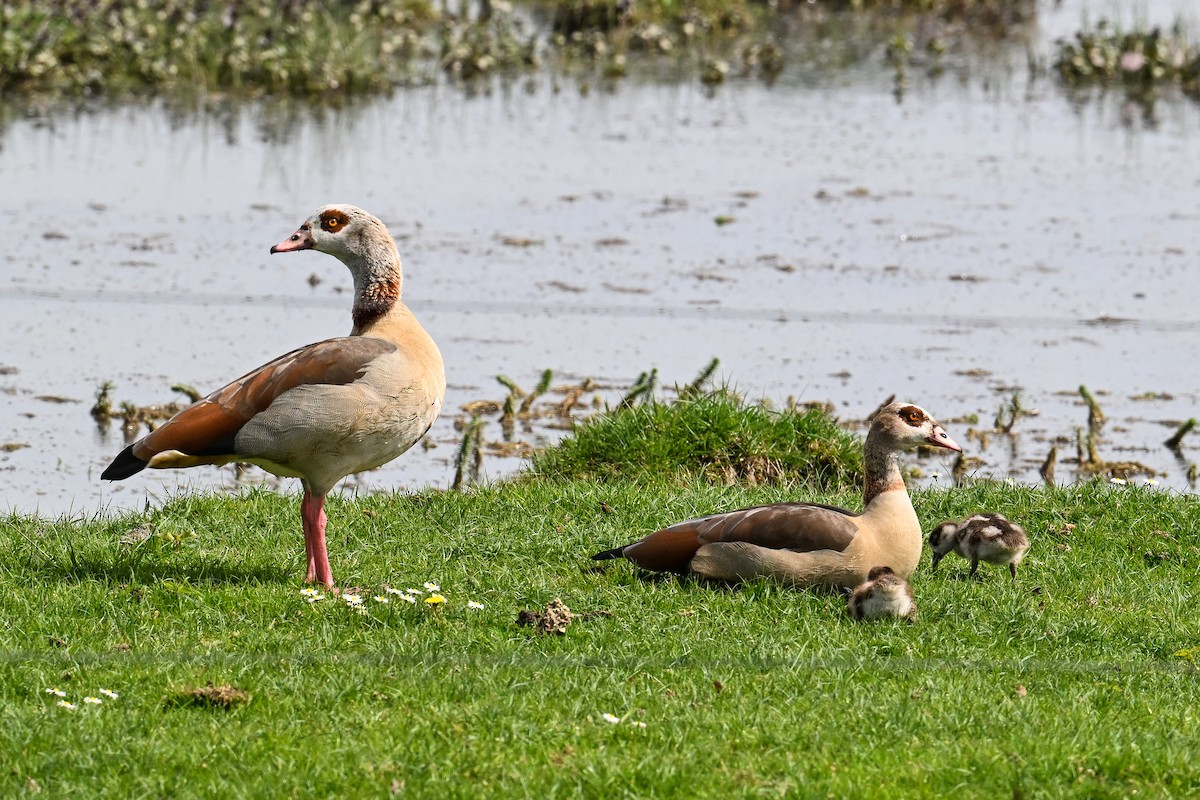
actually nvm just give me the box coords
[101,445,148,481]
[591,545,628,561]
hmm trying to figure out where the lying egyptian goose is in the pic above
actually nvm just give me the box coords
[847,565,917,621]
[592,402,961,589]
[102,205,445,589]
[929,513,1029,580]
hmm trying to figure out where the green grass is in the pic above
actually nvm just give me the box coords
[2,481,1199,797]
[529,390,862,488]
[2,396,1199,797]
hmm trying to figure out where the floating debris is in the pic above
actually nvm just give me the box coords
[452,416,485,491]
[1165,418,1196,452]
[1039,445,1057,487]
[994,390,1035,434]
[1079,385,1106,434]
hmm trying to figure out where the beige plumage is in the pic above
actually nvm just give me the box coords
[593,402,962,590]
[103,205,445,588]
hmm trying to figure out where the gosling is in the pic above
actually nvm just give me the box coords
[848,566,917,621]
[928,513,1030,581]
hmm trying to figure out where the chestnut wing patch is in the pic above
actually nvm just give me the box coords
[617,501,859,572]
[686,502,859,553]
[132,337,397,461]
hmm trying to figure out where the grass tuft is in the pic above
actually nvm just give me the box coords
[529,388,862,489]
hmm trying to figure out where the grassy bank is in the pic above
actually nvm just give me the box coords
[0,0,1034,100]
[2,396,1199,797]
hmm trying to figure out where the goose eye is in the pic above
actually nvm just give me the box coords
[319,213,347,232]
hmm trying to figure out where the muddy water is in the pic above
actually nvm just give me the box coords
[3,5,1200,517]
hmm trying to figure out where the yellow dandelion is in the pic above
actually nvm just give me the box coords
[424,594,446,605]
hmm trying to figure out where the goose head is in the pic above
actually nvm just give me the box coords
[269,204,397,267]
[869,402,962,454]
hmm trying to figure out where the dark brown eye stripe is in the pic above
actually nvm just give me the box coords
[898,405,926,426]
[319,210,349,233]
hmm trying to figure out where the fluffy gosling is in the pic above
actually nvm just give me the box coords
[929,513,1030,581]
[848,566,917,621]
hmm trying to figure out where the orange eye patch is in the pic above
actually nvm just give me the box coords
[319,211,348,232]
[898,405,926,426]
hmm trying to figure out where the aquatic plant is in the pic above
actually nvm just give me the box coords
[1055,20,1200,100]
[0,0,1037,100]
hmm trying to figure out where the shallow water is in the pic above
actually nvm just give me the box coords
[3,1,1200,517]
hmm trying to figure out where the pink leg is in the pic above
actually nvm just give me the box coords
[300,491,334,588]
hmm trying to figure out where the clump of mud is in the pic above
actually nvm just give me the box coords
[517,598,576,635]
[165,682,251,710]
[517,598,611,635]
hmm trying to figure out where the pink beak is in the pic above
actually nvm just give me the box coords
[270,227,314,254]
[928,425,963,453]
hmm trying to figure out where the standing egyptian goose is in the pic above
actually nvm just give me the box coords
[102,205,445,589]
[592,403,961,589]
[929,513,1029,580]
[847,566,917,621]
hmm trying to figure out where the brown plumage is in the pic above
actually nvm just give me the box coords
[592,402,962,590]
[929,512,1029,580]
[847,566,917,621]
[102,205,445,588]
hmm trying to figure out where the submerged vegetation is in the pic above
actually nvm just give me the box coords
[1055,20,1200,102]
[2,0,1199,105]
[1,0,1038,101]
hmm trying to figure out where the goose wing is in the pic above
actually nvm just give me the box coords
[594,501,859,572]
